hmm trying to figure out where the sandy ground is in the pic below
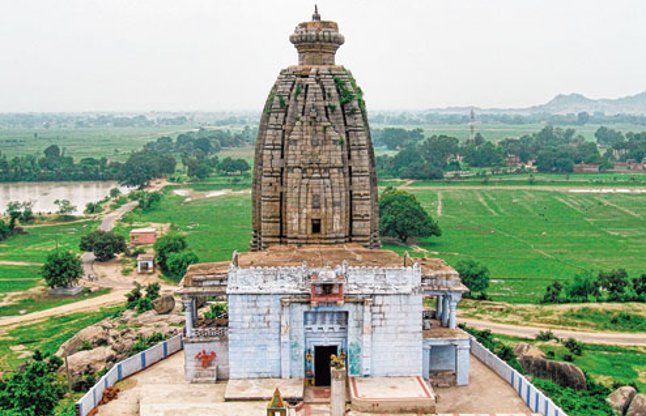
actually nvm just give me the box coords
[171,187,250,202]
[94,352,535,416]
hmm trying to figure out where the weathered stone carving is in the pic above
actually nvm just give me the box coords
[251,10,379,250]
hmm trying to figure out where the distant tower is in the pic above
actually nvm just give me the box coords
[468,108,476,142]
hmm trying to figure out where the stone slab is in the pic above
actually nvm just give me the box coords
[349,376,436,414]
[224,378,304,401]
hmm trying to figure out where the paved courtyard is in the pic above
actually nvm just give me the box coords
[94,351,535,415]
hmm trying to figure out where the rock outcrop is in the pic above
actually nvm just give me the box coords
[514,343,587,390]
[153,294,175,314]
[626,393,646,416]
[607,386,637,415]
[57,307,184,378]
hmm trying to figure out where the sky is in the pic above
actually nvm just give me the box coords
[0,0,645,112]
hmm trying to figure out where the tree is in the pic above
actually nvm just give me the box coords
[455,260,490,296]
[166,251,199,281]
[80,230,126,261]
[119,150,176,188]
[0,352,65,416]
[632,274,646,298]
[597,269,629,301]
[84,202,103,214]
[378,188,441,243]
[41,250,83,288]
[594,126,625,148]
[54,199,76,215]
[153,232,188,272]
[566,271,599,302]
[542,280,564,304]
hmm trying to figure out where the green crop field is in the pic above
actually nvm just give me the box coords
[386,187,645,302]
[116,177,645,304]
[0,126,194,161]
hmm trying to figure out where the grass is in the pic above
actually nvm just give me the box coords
[493,333,646,391]
[459,300,646,332]
[407,172,646,188]
[116,189,251,262]
[0,288,111,317]
[0,306,123,371]
[385,187,646,303]
[0,219,98,266]
[0,265,42,293]
[0,126,194,161]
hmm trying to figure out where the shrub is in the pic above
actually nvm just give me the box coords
[125,282,160,312]
[204,303,228,319]
[533,376,613,416]
[535,330,559,342]
[166,251,199,281]
[541,280,564,304]
[563,338,583,356]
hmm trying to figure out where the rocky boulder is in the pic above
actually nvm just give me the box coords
[67,346,116,377]
[517,356,587,390]
[56,321,110,356]
[627,393,646,416]
[607,386,637,415]
[153,294,175,314]
[514,342,546,359]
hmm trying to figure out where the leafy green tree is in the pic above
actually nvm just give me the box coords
[41,249,83,288]
[218,157,250,175]
[153,232,188,271]
[109,187,121,198]
[632,274,646,298]
[455,260,490,296]
[166,251,199,281]
[84,201,103,214]
[378,188,441,243]
[119,150,176,188]
[597,269,629,301]
[0,352,65,416]
[594,126,625,148]
[80,230,126,261]
[566,271,600,302]
[542,280,564,304]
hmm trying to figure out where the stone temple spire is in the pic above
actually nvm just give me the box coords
[289,7,345,65]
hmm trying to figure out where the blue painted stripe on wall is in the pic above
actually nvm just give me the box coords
[141,352,147,368]
[117,363,123,380]
[163,341,168,358]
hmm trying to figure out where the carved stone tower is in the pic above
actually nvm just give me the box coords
[251,8,380,250]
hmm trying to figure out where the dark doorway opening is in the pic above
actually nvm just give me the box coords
[311,219,321,234]
[314,345,337,386]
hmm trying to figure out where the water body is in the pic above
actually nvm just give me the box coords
[0,181,130,215]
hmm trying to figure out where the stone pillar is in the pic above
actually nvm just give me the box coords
[330,367,347,416]
[436,295,443,319]
[455,343,470,385]
[361,298,373,376]
[441,296,450,327]
[280,299,291,379]
[183,298,194,337]
[422,345,431,380]
[449,298,458,330]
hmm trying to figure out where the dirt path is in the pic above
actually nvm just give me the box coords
[460,317,646,346]
[0,261,41,266]
[436,191,443,217]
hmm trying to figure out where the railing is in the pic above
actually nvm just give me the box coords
[470,337,567,416]
[75,334,183,416]
[190,326,228,339]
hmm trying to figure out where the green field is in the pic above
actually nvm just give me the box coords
[0,306,122,371]
[0,220,97,298]
[389,187,645,302]
[0,126,194,161]
[115,177,645,304]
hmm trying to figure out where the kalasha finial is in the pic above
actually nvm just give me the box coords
[312,4,321,21]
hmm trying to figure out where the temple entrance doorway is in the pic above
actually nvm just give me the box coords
[314,345,337,386]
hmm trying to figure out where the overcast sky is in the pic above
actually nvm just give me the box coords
[0,0,645,112]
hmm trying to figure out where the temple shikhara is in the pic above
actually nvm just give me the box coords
[179,8,470,413]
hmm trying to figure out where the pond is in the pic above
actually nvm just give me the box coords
[0,181,130,215]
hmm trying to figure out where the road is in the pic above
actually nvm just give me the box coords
[460,317,646,347]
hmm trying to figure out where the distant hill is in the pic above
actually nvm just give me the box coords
[428,91,646,115]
